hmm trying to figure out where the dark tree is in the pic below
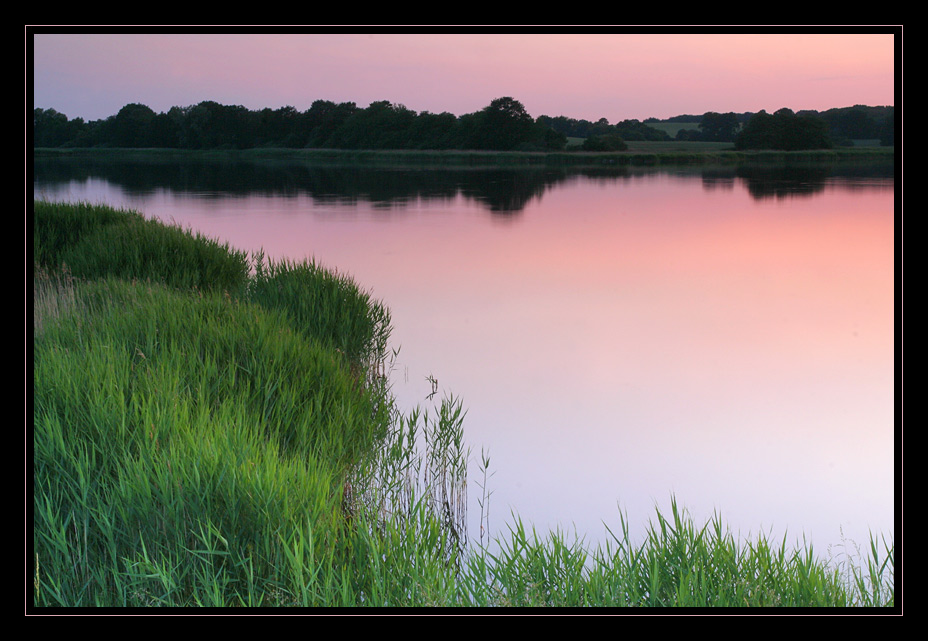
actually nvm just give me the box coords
[879,108,895,147]
[87,103,158,147]
[581,133,627,151]
[33,108,83,147]
[835,108,880,140]
[148,112,181,148]
[735,110,777,149]
[537,125,568,150]
[613,119,671,141]
[589,117,613,137]
[407,111,460,149]
[255,105,302,147]
[303,100,358,147]
[466,97,536,150]
[174,101,242,149]
[699,112,740,142]
[329,101,418,149]
[735,108,832,150]
[675,128,702,141]
[112,103,157,147]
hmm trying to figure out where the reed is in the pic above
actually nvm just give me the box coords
[32,200,397,606]
[33,200,251,295]
[34,145,895,168]
[32,277,387,604]
[453,500,895,608]
[247,251,392,387]
[33,263,78,334]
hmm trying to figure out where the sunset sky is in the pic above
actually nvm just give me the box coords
[31,30,898,124]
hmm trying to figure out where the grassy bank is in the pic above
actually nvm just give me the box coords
[33,144,894,168]
[31,201,894,608]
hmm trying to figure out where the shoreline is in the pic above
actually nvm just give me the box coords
[33,145,895,168]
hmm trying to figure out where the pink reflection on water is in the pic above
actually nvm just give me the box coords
[35,170,895,552]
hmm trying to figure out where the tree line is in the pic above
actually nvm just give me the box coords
[668,106,894,149]
[33,97,894,152]
[33,97,569,152]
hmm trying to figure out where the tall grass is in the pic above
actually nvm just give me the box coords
[32,200,398,606]
[33,200,251,295]
[31,200,894,608]
[351,396,470,569]
[248,251,392,386]
[457,500,895,608]
[35,145,895,168]
[33,264,79,334]
[33,277,387,604]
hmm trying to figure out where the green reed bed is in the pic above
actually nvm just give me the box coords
[455,501,894,608]
[32,200,392,605]
[34,145,894,170]
[248,251,392,386]
[33,278,386,605]
[32,200,893,608]
[33,200,251,295]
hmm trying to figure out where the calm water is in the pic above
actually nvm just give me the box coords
[33,158,896,556]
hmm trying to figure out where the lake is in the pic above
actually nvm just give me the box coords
[33,156,896,558]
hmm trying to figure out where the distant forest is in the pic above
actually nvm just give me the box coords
[32,97,895,152]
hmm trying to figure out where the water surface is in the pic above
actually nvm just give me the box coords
[33,158,896,556]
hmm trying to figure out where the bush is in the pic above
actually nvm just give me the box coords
[581,133,628,152]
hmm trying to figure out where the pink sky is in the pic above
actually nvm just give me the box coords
[30,31,897,123]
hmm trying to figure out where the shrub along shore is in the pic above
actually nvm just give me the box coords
[33,144,895,168]
[31,200,894,608]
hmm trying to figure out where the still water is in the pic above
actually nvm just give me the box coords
[33,158,896,556]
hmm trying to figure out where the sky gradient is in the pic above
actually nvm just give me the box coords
[31,30,897,124]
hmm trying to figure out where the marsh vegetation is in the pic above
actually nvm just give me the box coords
[31,201,894,607]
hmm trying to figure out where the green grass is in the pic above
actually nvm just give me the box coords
[33,200,251,295]
[460,501,891,607]
[31,200,895,608]
[248,251,392,383]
